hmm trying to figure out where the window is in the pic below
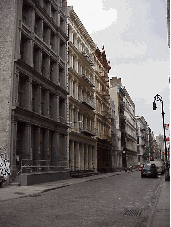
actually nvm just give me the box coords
[22,1,30,27]
[51,5,57,22]
[137,136,139,144]
[43,22,50,45]
[60,16,65,32]
[60,39,65,60]
[42,52,48,77]
[20,35,28,62]
[50,59,56,81]
[33,44,40,71]
[34,13,42,37]
[50,31,55,50]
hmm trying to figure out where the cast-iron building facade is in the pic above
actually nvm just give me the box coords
[0,0,69,179]
[67,7,97,172]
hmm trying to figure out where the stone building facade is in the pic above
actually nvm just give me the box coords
[110,77,137,168]
[156,134,165,160]
[94,47,111,172]
[109,78,122,168]
[67,7,97,172]
[110,98,117,170]
[0,0,69,180]
[67,7,111,173]
[136,116,149,164]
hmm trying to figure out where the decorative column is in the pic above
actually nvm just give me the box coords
[34,126,41,165]
[52,132,59,166]
[44,90,50,118]
[35,85,41,115]
[43,129,49,163]
[25,77,32,111]
[92,146,97,171]
[88,145,92,170]
[76,82,79,100]
[75,108,79,130]
[71,78,74,97]
[13,70,19,106]
[69,140,74,170]
[23,123,32,161]
[10,120,18,176]
[84,144,88,170]
[54,95,59,121]
[74,141,79,170]
[80,143,84,170]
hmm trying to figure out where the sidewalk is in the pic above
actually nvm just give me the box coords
[0,171,121,202]
[149,178,170,227]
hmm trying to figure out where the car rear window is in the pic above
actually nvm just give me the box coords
[144,164,151,169]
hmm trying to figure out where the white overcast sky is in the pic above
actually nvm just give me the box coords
[67,0,170,137]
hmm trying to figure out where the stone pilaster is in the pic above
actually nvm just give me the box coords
[52,132,59,166]
[35,85,41,114]
[34,126,41,164]
[80,143,84,170]
[84,144,88,170]
[13,70,19,106]
[10,120,17,176]
[75,141,80,170]
[44,90,50,117]
[25,78,32,111]
[23,123,32,161]
[88,145,92,170]
[69,140,74,170]
[43,129,49,163]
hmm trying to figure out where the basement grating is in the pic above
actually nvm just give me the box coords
[123,209,143,217]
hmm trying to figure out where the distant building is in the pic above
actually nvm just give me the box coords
[0,0,69,182]
[156,134,164,160]
[110,77,137,168]
[136,116,149,163]
[110,98,117,170]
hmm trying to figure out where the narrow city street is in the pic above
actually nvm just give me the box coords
[0,171,165,227]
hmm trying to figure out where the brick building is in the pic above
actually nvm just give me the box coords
[0,0,69,183]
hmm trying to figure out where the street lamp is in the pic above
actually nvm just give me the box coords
[153,94,170,181]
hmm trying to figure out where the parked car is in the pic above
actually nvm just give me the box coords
[150,160,165,175]
[141,163,157,178]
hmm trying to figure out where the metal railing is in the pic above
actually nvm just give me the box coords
[21,159,69,174]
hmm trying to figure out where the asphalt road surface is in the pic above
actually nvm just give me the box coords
[0,171,164,227]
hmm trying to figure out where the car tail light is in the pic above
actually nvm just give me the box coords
[155,169,157,173]
[141,169,143,173]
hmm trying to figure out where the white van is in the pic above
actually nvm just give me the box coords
[150,160,165,175]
